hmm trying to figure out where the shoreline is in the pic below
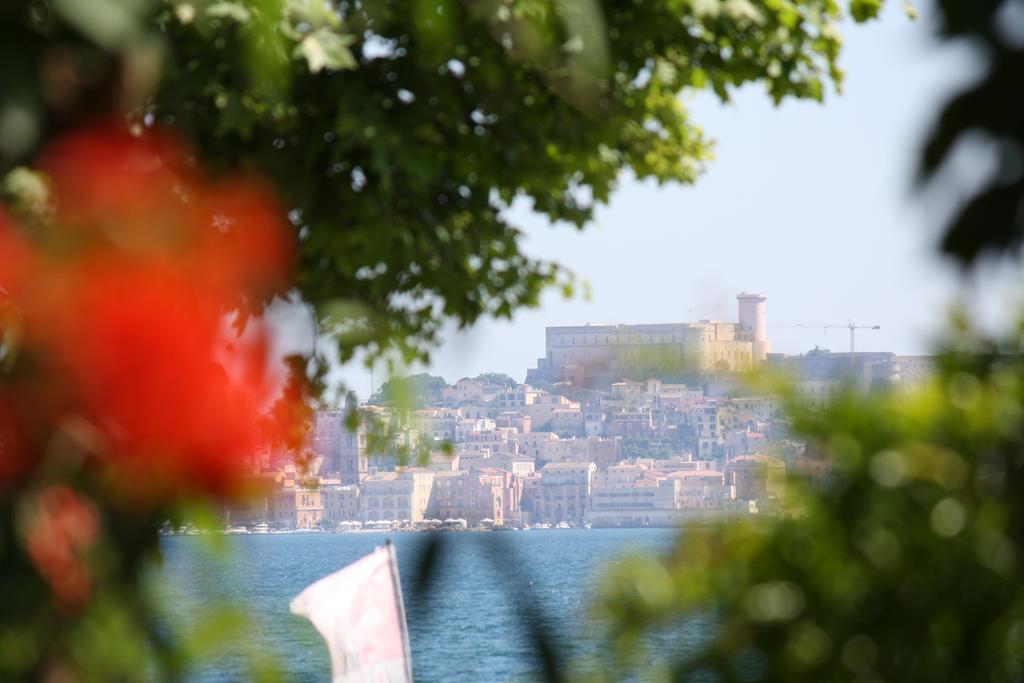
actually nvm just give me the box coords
[160,518,758,537]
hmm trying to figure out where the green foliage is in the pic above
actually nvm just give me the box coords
[474,372,517,387]
[1,0,880,367]
[0,483,176,681]
[589,340,1024,681]
[918,1,1024,266]
[370,372,447,406]
[577,3,1024,674]
[849,0,884,22]
[0,0,899,680]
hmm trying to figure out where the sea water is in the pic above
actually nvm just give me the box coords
[157,528,683,682]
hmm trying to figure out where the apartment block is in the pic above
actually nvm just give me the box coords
[360,470,434,523]
[535,462,596,525]
[322,485,360,524]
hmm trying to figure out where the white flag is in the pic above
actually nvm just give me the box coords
[290,544,413,682]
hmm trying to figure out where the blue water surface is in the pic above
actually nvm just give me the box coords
[157,528,683,682]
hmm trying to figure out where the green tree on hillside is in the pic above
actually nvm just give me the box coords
[474,372,517,387]
[370,373,448,406]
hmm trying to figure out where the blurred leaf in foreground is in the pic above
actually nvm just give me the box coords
[589,333,1024,682]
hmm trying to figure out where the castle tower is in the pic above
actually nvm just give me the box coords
[737,293,771,362]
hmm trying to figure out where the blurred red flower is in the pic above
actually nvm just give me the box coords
[24,485,100,611]
[39,122,192,236]
[0,392,29,482]
[0,208,34,300]
[0,124,299,501]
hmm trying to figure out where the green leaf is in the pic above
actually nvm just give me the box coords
[285,0,341,30]
[52,0,151,50]
[849,0,883,22]
[3,167,50,220]
[205,1,252,23]
[295,28,357,73]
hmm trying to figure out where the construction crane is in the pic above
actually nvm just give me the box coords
[771,322,881,370]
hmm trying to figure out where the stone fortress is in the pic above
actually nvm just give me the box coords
[527,292,772,387]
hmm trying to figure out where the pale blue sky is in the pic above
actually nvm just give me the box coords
[303,3,1005,399]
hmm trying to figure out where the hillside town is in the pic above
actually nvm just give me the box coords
[225,294,936,531]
